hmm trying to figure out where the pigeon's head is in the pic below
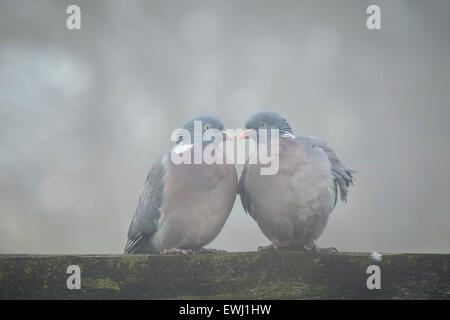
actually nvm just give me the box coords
[239,111,294,141]
[177,115,226,145]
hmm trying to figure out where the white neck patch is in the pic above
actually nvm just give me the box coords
[172,143,193,154]
[281,132,295,139]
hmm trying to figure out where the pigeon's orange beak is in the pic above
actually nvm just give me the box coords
[222,131,234,141]
[237,129,251,141]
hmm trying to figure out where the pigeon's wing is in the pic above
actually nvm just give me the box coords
[124,156,165,254]
[238,163,256,217]
[301,135,356,208]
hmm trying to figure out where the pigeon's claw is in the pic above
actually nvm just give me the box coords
[304,241,338,255]
[258,243,280,252]
[160,248,194,255]
[194,248,226,254]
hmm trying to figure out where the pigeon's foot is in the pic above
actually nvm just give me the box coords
[258,243,280,252]
[160,248,194,255]
[304,241,338,255]
[194,248,227,254]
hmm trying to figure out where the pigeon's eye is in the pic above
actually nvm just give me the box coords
[204,124,210,130]
[260,122,266,128]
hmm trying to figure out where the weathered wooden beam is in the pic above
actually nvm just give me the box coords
[0,251,449,299]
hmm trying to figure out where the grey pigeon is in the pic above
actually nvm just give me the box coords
[238,111,356,253]
[125,115,238,254]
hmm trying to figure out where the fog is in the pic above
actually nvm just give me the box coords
[1,0,449,254]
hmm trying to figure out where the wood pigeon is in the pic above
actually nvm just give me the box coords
[125,115,238,254]
[238,111,356,253]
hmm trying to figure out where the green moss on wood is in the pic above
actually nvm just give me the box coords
[0,251,449,299]
[84,277,120,292]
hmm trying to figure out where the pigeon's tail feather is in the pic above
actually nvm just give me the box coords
[124,233,148,254]
[332,168,357,203]
[302,135,356,205]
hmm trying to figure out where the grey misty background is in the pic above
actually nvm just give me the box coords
[0,0,449,254]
